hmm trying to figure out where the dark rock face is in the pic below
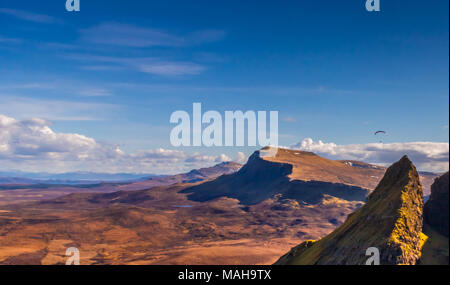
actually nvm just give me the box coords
[424,172,449,237]
[275,156,425,265]
[181,151,293,204]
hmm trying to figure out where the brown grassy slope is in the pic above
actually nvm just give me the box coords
[262,148,385,189]
[262,148,437,196]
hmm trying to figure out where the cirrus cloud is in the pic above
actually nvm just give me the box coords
[79,22,226,48]
[65,54,207,76]
[0,8,57,23]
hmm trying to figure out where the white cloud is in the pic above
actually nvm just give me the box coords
[292,138,449,172]
[0,8,57,23]
[139,62,205,76]
[78,88,112,97]
[79,22,225,47]
[65,54,206,76]
[216,154,232,163]
[0,115,121,159]
[0,114,233,174]
[0,96,116,121]
[0,35,22,44]
[236,151,248,164]
[282,116,297,123]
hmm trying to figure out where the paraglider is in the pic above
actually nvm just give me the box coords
[374,130,387,143]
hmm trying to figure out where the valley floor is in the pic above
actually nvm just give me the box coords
[0,184,360,265]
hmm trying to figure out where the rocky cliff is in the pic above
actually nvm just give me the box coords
[424,172,449,237]
[275,155,425,265]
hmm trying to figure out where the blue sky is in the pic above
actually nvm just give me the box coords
[0,1,448,173]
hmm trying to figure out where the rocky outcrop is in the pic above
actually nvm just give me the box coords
[275,156,425,265]
[424,172,449,237]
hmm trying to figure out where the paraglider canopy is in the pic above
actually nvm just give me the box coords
[374,130,387,143]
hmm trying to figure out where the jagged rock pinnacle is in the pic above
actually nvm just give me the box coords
[275,155,425,265]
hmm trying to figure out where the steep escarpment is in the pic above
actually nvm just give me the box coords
[275,155,425,265]
[181,151,294,204]
[182,149,369,205]
[424,172,449,237]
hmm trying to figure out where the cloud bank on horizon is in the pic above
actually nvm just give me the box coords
[292,138,449,173]
[0,114,237,174]
[0,114,448,174]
